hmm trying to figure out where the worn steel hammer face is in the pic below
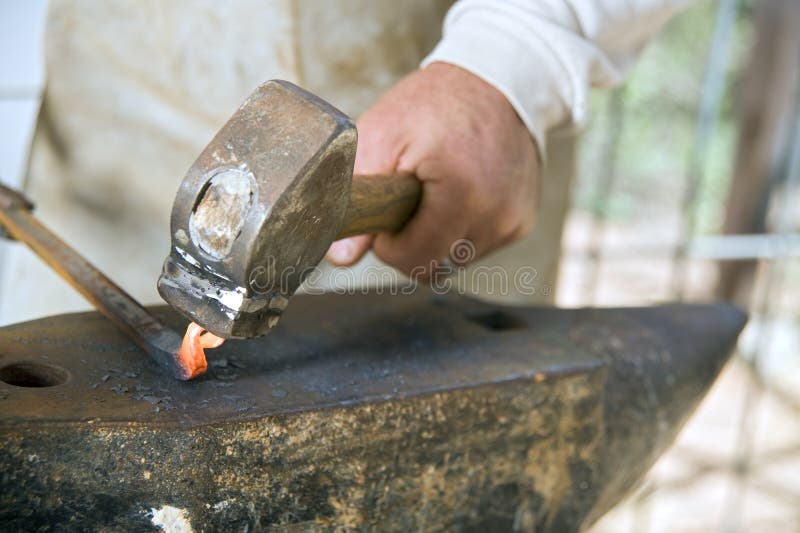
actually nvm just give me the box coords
[158,81,360,339]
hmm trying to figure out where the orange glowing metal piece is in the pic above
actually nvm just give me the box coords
[176,322,226,379]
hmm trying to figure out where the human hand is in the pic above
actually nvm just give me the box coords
[326,62,540,280]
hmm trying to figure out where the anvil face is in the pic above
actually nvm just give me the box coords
[158,80,357,339]
[0,292,745,531]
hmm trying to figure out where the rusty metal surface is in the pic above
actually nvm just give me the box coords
[0,291,745,531]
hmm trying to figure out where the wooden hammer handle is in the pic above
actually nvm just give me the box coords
[338,173,421,239]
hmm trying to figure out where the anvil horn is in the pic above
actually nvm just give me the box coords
[0,292,745,531]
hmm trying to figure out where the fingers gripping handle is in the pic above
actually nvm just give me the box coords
[337,173,422,239]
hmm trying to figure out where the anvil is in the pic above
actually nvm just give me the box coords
[0,290,744,531]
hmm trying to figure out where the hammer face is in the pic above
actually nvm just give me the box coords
[158,80,357,338]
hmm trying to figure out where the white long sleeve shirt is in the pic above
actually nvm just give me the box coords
[3,0,690,324]
[423,0,690,152]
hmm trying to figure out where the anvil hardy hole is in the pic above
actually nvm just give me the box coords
[467,310,527,331]
[0,362,69,388]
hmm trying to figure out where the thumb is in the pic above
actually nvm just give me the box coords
[326,234,374,266]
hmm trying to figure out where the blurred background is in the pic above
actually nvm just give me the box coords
[0,0,798,531]
[561,0,800,530]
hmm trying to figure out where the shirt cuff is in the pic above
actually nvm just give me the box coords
[421,3,590,160]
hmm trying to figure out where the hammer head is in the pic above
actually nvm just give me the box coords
[158,80,357,339]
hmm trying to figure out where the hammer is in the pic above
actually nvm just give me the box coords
[158,80,422,339]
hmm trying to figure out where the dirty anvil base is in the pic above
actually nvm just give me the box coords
[0,291,745,531]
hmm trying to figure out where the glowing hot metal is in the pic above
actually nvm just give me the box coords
[177,322,226,379]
